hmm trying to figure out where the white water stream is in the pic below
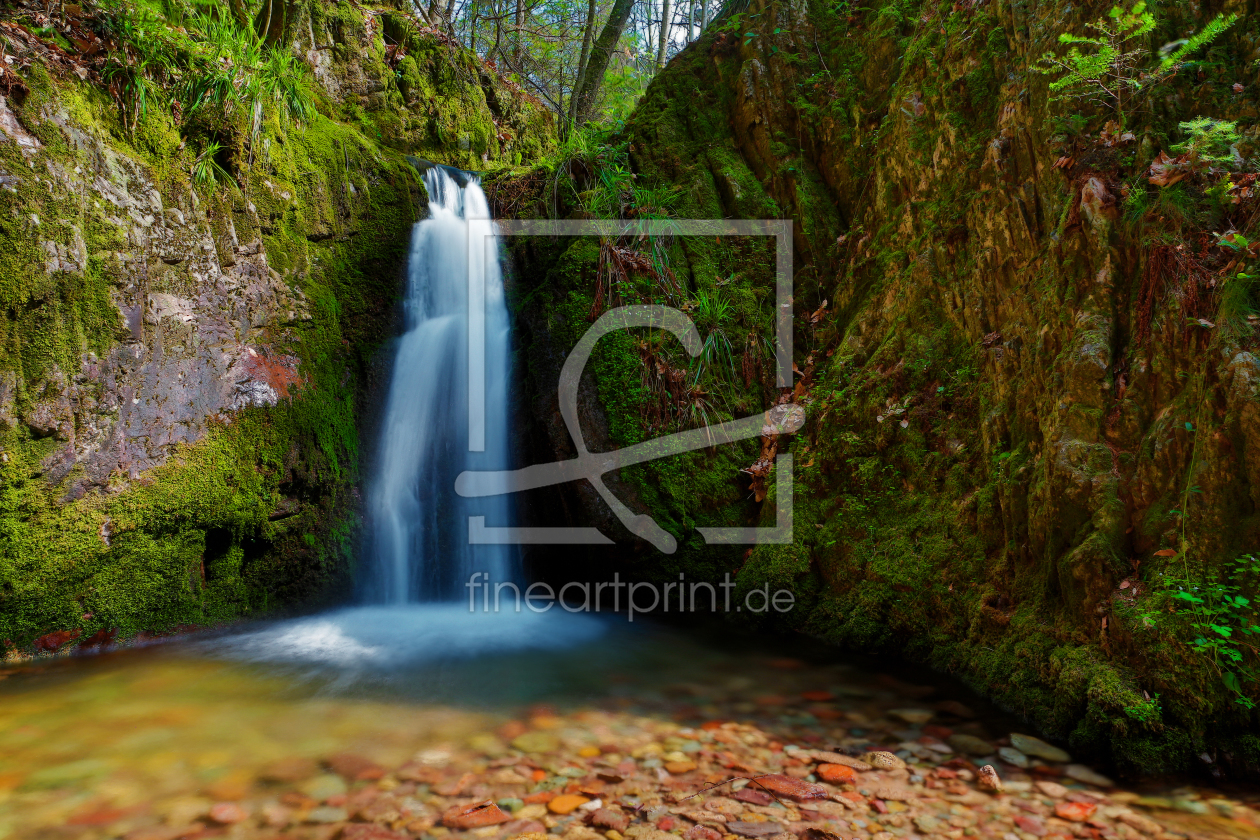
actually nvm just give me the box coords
[369,166,516,603]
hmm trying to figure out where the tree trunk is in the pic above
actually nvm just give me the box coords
[513,0,524,63]
[656,0,671,68]
[255,0,301,46]
[567,0,598,129]
[228,0,250,29]
[571,0,635,124]
[700,0,708,32]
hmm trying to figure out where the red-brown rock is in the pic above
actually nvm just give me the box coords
[341,824,409,840]
[1054,801,1096,822]
[208,803,249,824]
[441,801,512,830]
[326,754,385,782]
[589,808,629,832]
[686,826,723,840]
[815,764,856,784]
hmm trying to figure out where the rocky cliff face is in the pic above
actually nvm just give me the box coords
[0,2,553,649]
[505,0,1260,776]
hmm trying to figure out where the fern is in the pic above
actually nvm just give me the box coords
[1035,3,1236,128]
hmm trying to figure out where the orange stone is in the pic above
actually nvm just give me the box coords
[441,801,512,830]
[523,790,556,804]
[547,794,591,815]
[816,764,856,784]
[1054,802,1097,823]
[208,803,249,824]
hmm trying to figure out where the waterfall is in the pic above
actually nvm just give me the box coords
[369,166,516,603]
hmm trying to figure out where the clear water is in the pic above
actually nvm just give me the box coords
[368,167,516,603]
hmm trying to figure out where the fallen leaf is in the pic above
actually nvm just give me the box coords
[749,774,828,801]
[1154,548,1178,557]
[1149,151,1191,187]
[1235,83,1245,93]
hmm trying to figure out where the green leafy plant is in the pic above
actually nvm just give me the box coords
[192,141,236,190]
[1035,3,1236,127]
[1141,553,1260,708]
[1172,118,1244,168]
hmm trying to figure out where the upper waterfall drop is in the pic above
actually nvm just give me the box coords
[369,166,516,603]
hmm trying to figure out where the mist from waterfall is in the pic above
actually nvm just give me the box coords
[367,166,516,603]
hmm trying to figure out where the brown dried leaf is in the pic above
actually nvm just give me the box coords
[1148,151,1190,187]
[749,774,828,802]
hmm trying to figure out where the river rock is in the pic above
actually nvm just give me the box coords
[859,752,905,771]
[1063,764,1114,787]
[1010,734,1070,763]
[1034,781,1069,798]
[442,801,512,829]
[342,825,410,840]
[816,764,856,783]
[306,806,348,823]
[261,757,320,783]
[685,827,723,840]
[590,808,630,832]
[889,709,934,726]
[1054,801,1097,822]
[726,822,784,837]
[947,734,994,756]
[512,731,561,753]
[300,774,347,801]
[977,765,1002,793]
[548,794,591,815]
[997,746,1030,768]
[327,753,384,781]
[208,803,249,824]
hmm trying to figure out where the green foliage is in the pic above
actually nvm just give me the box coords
[178,15,315,132]
[1140,554,1260,709]
[1171,118,1244,168]
[1035,3,1236,127]
[191,141,236,190]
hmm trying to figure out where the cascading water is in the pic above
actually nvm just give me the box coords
[369,166,517,603]
[219,166,602,671]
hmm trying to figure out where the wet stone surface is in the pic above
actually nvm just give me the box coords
[0,639,1256,840]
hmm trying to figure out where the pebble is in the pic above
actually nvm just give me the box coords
[889,709,935,725]
[512,731,561,753]
[208,802,249,824]
[300,774,347,801]
[547,794,591,815]
[726,821,785,837]
[946,734,994,756]
[1063,763,1114,787]
[305,806,348,823]
[815,764,856,783]
[859,752,906,771]
[1054,801,1097,822]
[1034,780,1069,798]
[1010,733,1070,763]
[997,746,1030,768]
[978,764,1003,792]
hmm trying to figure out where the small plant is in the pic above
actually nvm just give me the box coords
[1171,118,1244,169]
[1035,3,1236,128]
[1140,553,1260,708]
[192,141,236,190]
